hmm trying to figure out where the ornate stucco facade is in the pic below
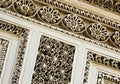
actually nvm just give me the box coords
[0,0,120,84]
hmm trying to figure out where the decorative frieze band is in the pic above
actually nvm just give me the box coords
[80,0,120,14]
[31,35,75,84]
[0,20,29,84]
[97,71,120,84]
[0,0,120,52]
[0,38,9,77]
[83,51,120,84]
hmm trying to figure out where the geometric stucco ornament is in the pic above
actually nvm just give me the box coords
[87,23,109,42]
[31,35,75,84]
[62,14,85,34]
[37,6,61,24]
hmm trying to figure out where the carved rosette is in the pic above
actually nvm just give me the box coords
[110,31,120,48]
[13,0,37,16]
[87,23,109,41]
[37,6,61,24]
[62,14,85,33]
[31,35,75,84]
[0,0,12,8]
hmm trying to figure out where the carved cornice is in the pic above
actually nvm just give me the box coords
[0,0,120,53]
[80,0,120,14]
[0,20,29,84]
[97,71,120,84]
[0,38,9,77]
[83,51,120,84]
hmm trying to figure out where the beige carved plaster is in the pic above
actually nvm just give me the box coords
[31,35,75,84]
[84,51,120,84]
[79,0,120,14]
[97,71,120,84]
[0,0,120,53]
[0,20,29,84]
[0,38,9,78]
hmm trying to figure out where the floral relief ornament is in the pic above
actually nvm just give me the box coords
[111,31,120,48]
[38,6,61,24]
[62,14,85,33]
[13,0,37,16]
[87,23,109,41]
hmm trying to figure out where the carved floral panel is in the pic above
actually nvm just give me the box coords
[31,35,75,84]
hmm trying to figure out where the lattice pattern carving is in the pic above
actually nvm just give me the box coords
[83,51,120,84]
[0,38,9,77]
[31,35,75,84]
[0,20,29,84]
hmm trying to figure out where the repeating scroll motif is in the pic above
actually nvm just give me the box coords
[31,35,75,84]
[83,51,120,84]
[0,20,29,84]
[97,72,120,84]
[0,38,9,77]
[83,0,120,13]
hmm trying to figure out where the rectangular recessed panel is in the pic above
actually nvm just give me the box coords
[31,35,75,84]
[0,38,9,77]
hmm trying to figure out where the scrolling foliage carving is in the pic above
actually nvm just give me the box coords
[0,38,9,77]
[31,35,75,84]
[0,20,29,84]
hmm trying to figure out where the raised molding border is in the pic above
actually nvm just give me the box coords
[97,71,120,84]
[0,20,29,84]
[0,38,9,77]
[79,0,120,14]
[83,51,120,84]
